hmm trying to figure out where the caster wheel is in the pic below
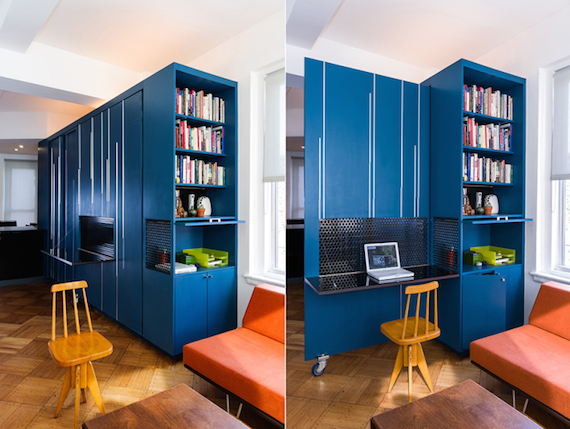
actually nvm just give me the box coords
[312,361,325,376]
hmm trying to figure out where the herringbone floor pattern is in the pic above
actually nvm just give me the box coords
[0,281,270,428]
[286,282,567,429]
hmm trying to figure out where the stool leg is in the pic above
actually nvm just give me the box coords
[387,346,404,392]
[415,343,433,393]
[408,345,413,402]
[87,362,106,415]
[74,365,81,429]
[55,367,72,417]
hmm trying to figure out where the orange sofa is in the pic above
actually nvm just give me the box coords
[471,281,570,422]
[183,283,285,426]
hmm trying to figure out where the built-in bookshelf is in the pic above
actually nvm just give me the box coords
[176,86,225,122]
[424,59,527,354]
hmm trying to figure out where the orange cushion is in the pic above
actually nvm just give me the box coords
[183,327,285,423]
[529,281,570,340]
[471,324,570,419]
[242,284,285,344]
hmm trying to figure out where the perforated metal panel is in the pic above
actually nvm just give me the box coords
[146,219,172,274]
[319,218,428,276]
[432,217,459,272]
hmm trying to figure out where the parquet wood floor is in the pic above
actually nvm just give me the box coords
[0,281,271,429]
[286,282,569,429]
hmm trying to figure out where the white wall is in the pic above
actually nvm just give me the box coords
[475,5,570,320]
[188,10,285,323]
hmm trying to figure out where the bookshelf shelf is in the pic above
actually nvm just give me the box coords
[463,147,513,156]
[176,148,226,157]
[462,181,513,186]
[176,114,225,126]
[463,111,513,125]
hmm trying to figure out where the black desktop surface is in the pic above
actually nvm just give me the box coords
[305,265,459,295]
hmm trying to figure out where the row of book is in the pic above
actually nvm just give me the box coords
[463,153,513,184]
[176,119,224,154]
[463,117,512,151]
[175,155,226,186]
[464,84,513,120]
[176,87,225,123]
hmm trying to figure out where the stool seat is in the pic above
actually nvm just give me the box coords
[381,318,440,346]
[49,331,113,367]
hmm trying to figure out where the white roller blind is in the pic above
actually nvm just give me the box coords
[552,65,570,180]
[4,159,37,226]
[264,68,285,182]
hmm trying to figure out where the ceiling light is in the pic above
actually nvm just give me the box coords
[301,146,305,149]
[14,148,18,151]
[18,145,24,148]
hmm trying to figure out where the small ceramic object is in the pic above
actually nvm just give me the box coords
[196,196,212,216]
[484,194,499,214]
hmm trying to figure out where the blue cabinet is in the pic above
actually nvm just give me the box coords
[462,272,506,350]
[174,267,236,354]
[323,63,373,219]
[423,59,527,354]
[39,63,238,359]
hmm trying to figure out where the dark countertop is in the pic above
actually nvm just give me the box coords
[0,226,39,233]
[305,265,459,295]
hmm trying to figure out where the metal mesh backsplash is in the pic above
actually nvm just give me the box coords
[319,217,428,276]
[146,219,172,274]
[432,217,459,272]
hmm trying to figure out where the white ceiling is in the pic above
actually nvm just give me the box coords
[0,0,282,155]
[287,0,570,71]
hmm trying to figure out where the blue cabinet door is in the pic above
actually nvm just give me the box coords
[117,92,143,334]
[64,129,79,281]
[101,106,118,318]
[374,75,401,217]
[175,274,208,354]
[495,266,523,330]
[207,268,237,336]
[323,63,373,218]
[75,263,103,310]
[462,273,506,350]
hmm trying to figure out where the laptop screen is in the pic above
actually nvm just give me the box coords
[365,242,400,270]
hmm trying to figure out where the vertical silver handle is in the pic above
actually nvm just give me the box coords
[369,92,372,218]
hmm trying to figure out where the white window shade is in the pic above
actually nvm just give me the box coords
[4,159,37,226]
[552,65,570,180]
[264,68,285,182]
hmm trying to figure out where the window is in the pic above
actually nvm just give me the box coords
[263,68,285,275]
[551,64,570,273]
[4,159,37,226]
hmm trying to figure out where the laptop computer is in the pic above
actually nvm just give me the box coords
[364,242,414,282]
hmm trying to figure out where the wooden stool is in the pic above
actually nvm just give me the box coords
[380,281,440,402]
[48,281,113,429]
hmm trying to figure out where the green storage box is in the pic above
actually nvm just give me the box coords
[176,252,196,264]
[183,248,228,267]
[463,251,483,265]
[469,246,515,265]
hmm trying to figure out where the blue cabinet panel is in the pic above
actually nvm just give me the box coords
[495,266,523,330]
[323,63,373,218]
[304,58,324,278]
[374,75,402,217]
[143,269,174,354]
[207,268,237,336]
[117,92,143,334]
[75,263,103,310]
[175,274,208,353]
[438,277,462,353]
[403,82,419,217]
[419,84,430,218]
[462,273,505,350]
[304,284,400,360]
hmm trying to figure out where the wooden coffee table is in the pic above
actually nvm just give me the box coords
[370,379,541,429]
[83,384,249,428]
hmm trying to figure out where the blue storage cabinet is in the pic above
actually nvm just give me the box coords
[303,58,432,360]
[423,59,527,354]
[38,63,238,358]
[141,63,239,357]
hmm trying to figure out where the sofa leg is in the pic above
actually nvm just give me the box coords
[237,403,243,419]
[523,398,529,414]
[512,389,516,408]
[226,394,230,413]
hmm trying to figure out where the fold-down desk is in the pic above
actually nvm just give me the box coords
[304,266,458,376]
